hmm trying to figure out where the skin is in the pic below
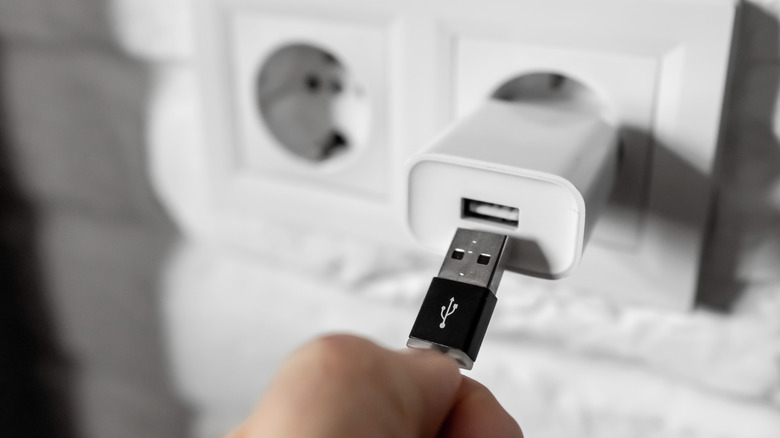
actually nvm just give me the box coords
[226,334,523,438]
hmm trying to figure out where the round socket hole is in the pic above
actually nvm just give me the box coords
[256,44,371,164]
[492,72,610,119]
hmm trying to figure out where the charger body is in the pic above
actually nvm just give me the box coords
[406,100,618,279]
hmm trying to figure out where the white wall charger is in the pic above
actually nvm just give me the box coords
[406,99,619,279]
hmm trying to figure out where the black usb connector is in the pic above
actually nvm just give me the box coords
[407,228,510,369]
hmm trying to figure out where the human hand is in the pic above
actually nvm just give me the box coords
[226,334,523,438]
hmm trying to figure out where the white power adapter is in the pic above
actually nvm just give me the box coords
[406,99,619,279]
[405,96,619,368]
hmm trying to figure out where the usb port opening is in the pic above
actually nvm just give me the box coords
[461,198,519,228]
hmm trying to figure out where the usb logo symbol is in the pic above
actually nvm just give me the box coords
[439,297,458,329]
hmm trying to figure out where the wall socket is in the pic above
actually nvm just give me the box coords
[230,11,389,196]
[178,0,738,309]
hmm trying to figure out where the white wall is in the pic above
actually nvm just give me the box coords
[0,1,778,438]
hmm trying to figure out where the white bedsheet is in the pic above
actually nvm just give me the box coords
[162,232,780,438]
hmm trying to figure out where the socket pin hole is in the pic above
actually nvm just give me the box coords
[452,249,465,260]
[305,74,321,93]
[256,43,371,164]
[477,254,491,265]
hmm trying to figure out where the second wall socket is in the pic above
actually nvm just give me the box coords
[455,36,658,250]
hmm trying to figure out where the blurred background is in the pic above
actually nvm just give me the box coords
[0,1,779,438]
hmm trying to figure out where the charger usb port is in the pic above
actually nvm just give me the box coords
[461,198,519,228]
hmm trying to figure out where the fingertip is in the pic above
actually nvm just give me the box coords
[440,377,523,438]
[401,347,462,371]
[399,348,462,393]
[395,348,463,436]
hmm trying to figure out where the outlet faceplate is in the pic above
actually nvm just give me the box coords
[178,0,738,309]
[230,11,389,196]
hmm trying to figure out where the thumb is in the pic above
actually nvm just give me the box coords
[233,335,462,438]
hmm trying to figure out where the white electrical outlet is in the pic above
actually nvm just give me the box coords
[230,11,388,195]
[441,2,738,308]
[454,39,658,249]
[177,0,737,309]
[190,1,404,242]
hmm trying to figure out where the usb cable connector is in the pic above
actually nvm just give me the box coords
[407,228,510,370]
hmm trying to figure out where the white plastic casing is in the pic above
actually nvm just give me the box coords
[407,101,618,279]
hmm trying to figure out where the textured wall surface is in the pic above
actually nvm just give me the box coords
[0,1,779,438]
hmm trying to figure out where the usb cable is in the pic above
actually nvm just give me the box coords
[407,228,510,370]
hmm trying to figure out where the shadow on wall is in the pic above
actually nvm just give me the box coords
[0,43,78,438]
[696,3,780,311]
